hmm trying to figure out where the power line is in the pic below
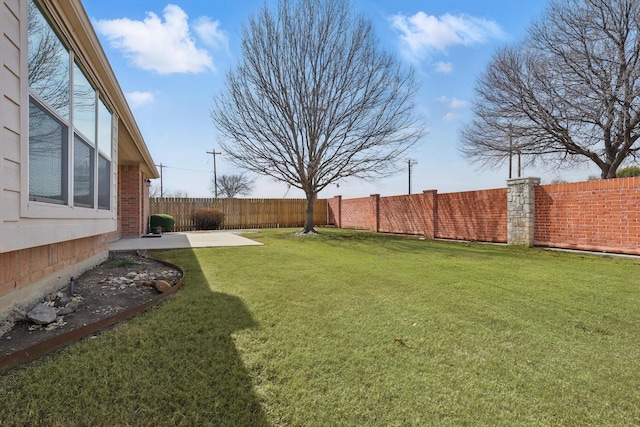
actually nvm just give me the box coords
[162,165,210,173]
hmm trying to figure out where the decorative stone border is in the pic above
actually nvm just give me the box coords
[0,253,184,374]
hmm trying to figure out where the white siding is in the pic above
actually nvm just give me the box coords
[1,0,22,239]
[0,0,118,253]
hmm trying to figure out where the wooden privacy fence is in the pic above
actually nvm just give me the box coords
[150,197,328,231]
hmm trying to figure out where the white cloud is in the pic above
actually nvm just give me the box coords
[438,96,468,121]
[442,112,458,121]
[390,12,504,60]
[434,61,453,74]
[194,17,228,51]
[438,96,467,110]
[94,4,214,74]
[126,91,155,108]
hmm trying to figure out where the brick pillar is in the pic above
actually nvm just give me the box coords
[118,165,144,237]
[333,195,342,228]
[422,190,437,239]
[142,174,151,234]
[507,177,540,246]
[369,194,380,232]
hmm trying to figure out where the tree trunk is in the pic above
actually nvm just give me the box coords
[301,192,317,234]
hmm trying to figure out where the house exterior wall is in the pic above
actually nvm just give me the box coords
[1,0,118,255]
[119,164,150,236]
[0,0,156,320]
[0,235,108,319]
[2,0,24,250]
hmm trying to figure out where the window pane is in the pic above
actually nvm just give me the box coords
[73,135,94,207]
[73,63,96,143]
[27,0,69,118]
[29,99,67,203]
[98,155,110,210]
[97,99,112,159]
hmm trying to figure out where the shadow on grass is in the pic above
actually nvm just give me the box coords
[0,248,270,426]
[307,228,519,258]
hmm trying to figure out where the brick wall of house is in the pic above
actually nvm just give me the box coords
[436,189,508,242]
[118,164,149,237]
[535,177,640,254]
[0,234,109,300]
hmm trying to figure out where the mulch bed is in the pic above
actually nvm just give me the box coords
[0,252,183,371]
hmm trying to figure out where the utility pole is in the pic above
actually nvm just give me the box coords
[408,159,417,194]
[206,149,222,198]
[508,125,513,179]
[155,163,167,197]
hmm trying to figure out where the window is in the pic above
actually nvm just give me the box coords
[28,0,113,210]
[27,0,69,118]
[73,63,96,143]
[73,136,94,207]
[97,99,112,209]
[28,99,68,203]
[97,155,110,209]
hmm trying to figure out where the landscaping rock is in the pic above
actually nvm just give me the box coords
[154,280,172,293]
[0,319,15,338]
[57,307,74,316]
[27,304,57,325]
[54,292,71,307]
[11,307,27,322]
[57,301,80,316]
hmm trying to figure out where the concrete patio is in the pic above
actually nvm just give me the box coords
[110,231,263,251]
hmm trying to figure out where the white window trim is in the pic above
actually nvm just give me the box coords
[20,0,118,222]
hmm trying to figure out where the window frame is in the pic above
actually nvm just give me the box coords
[27,94,69,205]
[25,0,115,216]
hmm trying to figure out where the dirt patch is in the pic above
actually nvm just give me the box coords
[0,252,182,359]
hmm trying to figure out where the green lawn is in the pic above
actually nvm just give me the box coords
[1,229,639,426]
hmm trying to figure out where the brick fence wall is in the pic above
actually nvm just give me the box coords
[436,189,507,242]
[328,189,507,242]
[378,194,431,236]
[328,177,640,255]
[534,177,640,255]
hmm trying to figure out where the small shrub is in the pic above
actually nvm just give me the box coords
[616,166,640,177]
[150,214,175,232]
[192,208,224,230]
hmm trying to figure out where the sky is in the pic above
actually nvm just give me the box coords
[81,0,599,199]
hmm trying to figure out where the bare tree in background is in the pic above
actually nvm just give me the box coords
[28,0,69,113]
[213,173,255,198]
[460,0,640,179]
[212,0,424,233]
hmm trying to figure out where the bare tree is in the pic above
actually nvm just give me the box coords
[164,190,189,198]
[213,173,255,198]
[28,0,70,113]
[460,0,640,179]
[211,0,424,233]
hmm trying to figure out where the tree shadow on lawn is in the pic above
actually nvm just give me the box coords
[0,249,270,427]
[314,228,517,258]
